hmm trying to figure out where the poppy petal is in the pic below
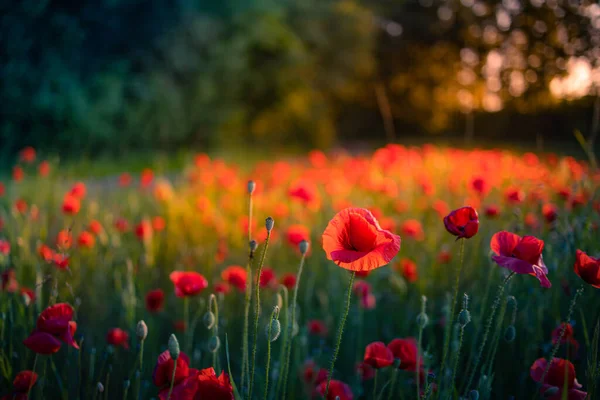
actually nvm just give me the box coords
[490,231,521,256]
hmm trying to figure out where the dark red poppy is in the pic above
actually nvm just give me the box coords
[399,258,418,282]
[69,182,86,199]
[88,220,103,235]
[38,161,50,177]
[38,244,54,262]
[322,208,401,272]
[153,350,192,388]
[53,253,70,270]
[135,220,153,241]
[355,270,371,278]
[115,218,129,233]
[24,303,79,354]
[169,271,208,297]
[551,323,579,352]
[146,289,165,312]
[12,370,38,394]
[174,320,187,332]
[221,266,247,292]
[356,362,375,381]
[286,225,310,247]
[214,282,230,294]
[288,181,319,206]
[19,147,36,163]
[0,183,4,197]
[530,358,587,400]
[307,320,328,337]
[14,199,27,214]
[195,367,233,400]
[281,273,296,289]
[574,250,600,288]
[360,293,376,309]
[353,280,371,298]
[542,204,558,223]
[471,177,489,196]
[106,328,129,349]
[0,240,10,256]
[119,173,132,187]
[302,360,329,386]
[363,341,394,368]
[13,166,24,182]
[1,268,18,292]
[443,206,479,239]
[77,231,95,249]
[387,338,421,371]
[505,187,525,204]
[315,379,353,400]
[259,267,277,289]
[490,231,551,288]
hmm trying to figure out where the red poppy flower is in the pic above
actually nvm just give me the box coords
[307,320,328,337]
[214,282,230,294]
[140,168,154,188]
[387,338,421,371]
[530,358,587,400]
[19,147,36,163]
[146,289,165,313]
[13,166,24,182]
[88,220,103,235]
[157,369,199,400]
[24,303,79,354]
[195,367,233,400]
[438,250,452,264]
[443,206,479,239]
[14,199,27,214]
[484,205,500,218]
[281,273,296,289]
[471,177,489,196]
[574,250,600,288]
[119,173,132,187]
[20,287,35,304]
[1,268,18,292]
[356,362,375,381]
[114,218,129,233]
[524,213,539,229]
[399,258,418,282]
[56,230,72,250]
[135,220,153,241]
[221,266,247,292]
[286,225,310,247]
[551,323,579,352]
[355,270,371,278]
[38,161,50,177]
[353,280,371,297]
[302,360,329,386]
[174,320,187,332]
[259,267,277,289]
[505,187,525,204]
[364,341,394,369]
[0,240,10,256]
[542,204,558,223]
[77,231,95,249]
[315,379,353,400]
[153,350,192,388]
[322,208,401,272]
[38,244,54,262]
[106,328,129,349]
[288,180,319,206]
[152,216,166,232]
[490,231,551,288]
[69,182,87,199]
[53,253,70,270]
[170,272,208,297]
[360,293,376,309]
[11,370,38,396]
[401,219,424,241]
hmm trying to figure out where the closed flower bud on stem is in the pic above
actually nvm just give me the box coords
[97,382,104,393]
[299,240,309,255]
[247,180,256,195]
[504,325,516,343]
[265,217,274,232]
[417,312,429,328]
[469,390,480,400]
[203,311,216,330]
[266,319,281,342]
[136,320,148,341]
[208,336,220,353]
[458,309,471,327]
[249,240,258,253]
[168,334,180,360]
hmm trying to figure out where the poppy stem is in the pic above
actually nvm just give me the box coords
[325,271,356,397]
[136,339,144,400]
[387,366,399,400]
[241,257,252,394]
[281,252,306,398]
[166,360,177,400]
[263,306,279,400]
[26,354,38,400]
[416,296,427,399]
[209,294,220,373]
[183,297,190,353]
[275,285,289,398]
[373,369,379,399]
[463,272,514,394]
[439,238,465,388]
[249,231,271,400]
[536,285,584,393]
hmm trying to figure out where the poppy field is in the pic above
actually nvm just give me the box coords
[1,144,600,400]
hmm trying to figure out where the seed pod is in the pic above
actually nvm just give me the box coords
[247,180,256,195]
[416,312,429,328]
[299,240,309,255]
[136,320,148,341]
[468,390,479,400]
[97,382,104,393]
[266,319,281,342]
[265,217,274,232]
[504,325,516,343]
[458,309,471,327]
[203,311,216,329]
[249,240,258,253]
[208,336,220,353]
[168,334,180,360]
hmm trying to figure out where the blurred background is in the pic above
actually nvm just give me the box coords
[1,0,599,164]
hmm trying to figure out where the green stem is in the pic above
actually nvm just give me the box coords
[416,296,427,399]
[449,325,465,396]
[275,285,289,399]
[440,239,465,384]
[249,231,271,400]
[325,272,356,397]
[373,369,379,399]
[26,354,38,400]
[387,367,399,400]
[463,272,514,394]
[166,360,178,400]
[281,253,306,398]
[263,306,279,400]
[241,258,252,394]
[136,340,144,400]
[210,294,220,373]
[183,297,190,353]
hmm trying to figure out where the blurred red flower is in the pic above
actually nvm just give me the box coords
[307,320,328,337]
[153,350,192,388]
[259,267,277,289]
[195,367,233,400]
[38,161,50,177]
[363,341,394,369]
[135,220,153,241]
[356,361,375,381]
[214,282,230,295]
[490,231,551,288]
[505,187,525,204]
[401,219,425,241]
[387,338,421,371]
[106,328,129,349]
[23,303,79,354]
[1,268,18,292]
[140,168,154,188]
[89,220,103,235]
[286,224,310,247]
[322,208,401,272]
[484,205,500,218]
[19,147,36,163]
[3,370,38,400]
[61,195,81,215]
[119,173,132,187]
[69,182,87,199]
[315,379,353,400]
[0,240,10,256]
[152,216,166,232]
[551,323,579,353]
[115,218,129,233]
[542,204,558,223]
[574,249,600,288]
[146,289,165,313]
[13,166,24,182]
[281,273,296,289]
[221,266,247,292]
[170,271,208,297]
[77,231,95,249]
[443,206,479,239]
[302,360,329,386]
[530,358,586,400]
[56,229,72,250]
[400,258,418,283]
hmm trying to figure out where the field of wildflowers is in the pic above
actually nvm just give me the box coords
[1,144,600,400]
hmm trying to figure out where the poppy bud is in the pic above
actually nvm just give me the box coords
[416,312,429,328]
[97,382,104,393]
[275,293,283,310]
[249,240,258,252]
[208,336,220,353]
[136,320,148,341]
[266,319,281,342]
[168,334,180,360]
[458,309,471,327]
[247,180,256,195]
[203,311,216,329]
[504,325,516,343]
[265,217,274,232]
[542,387,559,398]
[468,390,479,400]
[299,240,309,255]
[194,348,202,362]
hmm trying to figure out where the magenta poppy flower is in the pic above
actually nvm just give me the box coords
[490,231,551,288]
